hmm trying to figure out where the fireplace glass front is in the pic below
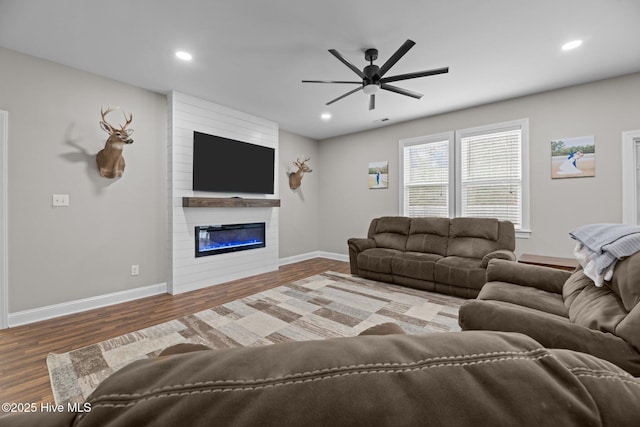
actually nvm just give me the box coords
[195,222,266,257]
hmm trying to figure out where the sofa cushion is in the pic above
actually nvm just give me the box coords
[371,217,410,251]
[409,217,450,236]
[608,253,640,312]
[435,256,486,290]
[448,237,495,259]
[374,216,411,235]
[447,218,514,259]
[563,270,628,334]
[406,217,449,255]
[606,253,640,352]
[478,282,567,318]
[562,269,594,307]
[372,233,407,251]
[357,248,402,274]
[450,217,499,240]
[616,308,640,352]
[391,252,442,281]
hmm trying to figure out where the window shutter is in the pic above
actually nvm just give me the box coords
[403,139,449,217]
[459,129,522,227]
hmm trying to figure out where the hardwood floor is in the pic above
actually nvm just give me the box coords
[0,258,350,405]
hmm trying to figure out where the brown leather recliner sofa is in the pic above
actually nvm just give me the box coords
[459,252,640,376]
[3,329,640,426]
[348,216,516,298]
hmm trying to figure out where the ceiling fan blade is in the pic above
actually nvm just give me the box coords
[302,80,362,84]
[326,86,362,105]
[369,94,375,110]
[381,83,423,99]
[380,67,449,84]
[328,49,367,79]
[377,39,416,78]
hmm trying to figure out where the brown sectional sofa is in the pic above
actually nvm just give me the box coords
[459,252,640,376]
[3,329,640,426]
[348,216,516,298]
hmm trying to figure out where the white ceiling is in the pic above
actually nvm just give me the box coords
[1,0,639,140]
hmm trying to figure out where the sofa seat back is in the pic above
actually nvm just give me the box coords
[447,217,515,259]
[563,252,640,352]
[368,216,410,251]
[406,217,450,256]
[368,216,516,259]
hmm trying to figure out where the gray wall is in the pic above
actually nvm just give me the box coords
[317,72,640,258]
[0,47,167,312]
[278,130,320,259]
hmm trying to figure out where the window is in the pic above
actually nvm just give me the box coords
[400,119,530,236]
[400,132,453,218]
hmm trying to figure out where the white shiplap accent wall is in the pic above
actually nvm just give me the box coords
[168,92,279,294]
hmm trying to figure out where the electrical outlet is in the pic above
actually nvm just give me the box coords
[130,264,139,276]
[52,194,70,207]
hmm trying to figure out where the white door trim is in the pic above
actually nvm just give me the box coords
[0,111,8,329]
[622,129,640,225]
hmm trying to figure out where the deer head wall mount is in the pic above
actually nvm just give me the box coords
[97,106,134,178]
[288,157,312,190]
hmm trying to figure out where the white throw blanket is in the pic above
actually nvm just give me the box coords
[570,223,640,287]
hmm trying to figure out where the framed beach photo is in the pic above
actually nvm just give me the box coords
[368,161,389,189]
[551,136,595,179]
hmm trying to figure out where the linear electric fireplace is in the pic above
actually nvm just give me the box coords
[195,222,266,258]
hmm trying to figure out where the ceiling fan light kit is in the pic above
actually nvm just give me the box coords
[303,39,449,111]
[363,84,379,95]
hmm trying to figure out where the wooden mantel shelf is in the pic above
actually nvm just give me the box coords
[182,197,280,208]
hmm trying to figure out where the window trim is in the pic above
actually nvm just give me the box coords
[399,119,531,239]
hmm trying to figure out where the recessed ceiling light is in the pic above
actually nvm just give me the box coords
[321,113,331,120]
[175,51,193,61]
[562,40,583,51]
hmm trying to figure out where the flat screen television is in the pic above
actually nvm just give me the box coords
[192,131,275,194]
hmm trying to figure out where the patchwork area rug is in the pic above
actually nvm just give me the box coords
[47,272,464,405]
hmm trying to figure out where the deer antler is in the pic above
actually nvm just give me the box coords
[100,106,117,132]
[295,156,311,167]
[101,106,133,131]
[121,112,133,130]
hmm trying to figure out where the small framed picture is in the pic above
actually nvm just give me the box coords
[551,136,595,179]
[368,161,389,189]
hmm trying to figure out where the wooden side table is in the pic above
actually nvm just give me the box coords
[518,254,578,271]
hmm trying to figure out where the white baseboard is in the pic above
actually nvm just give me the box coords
[6,253,348,328]
[279,251,349,266]
[317,251,349,262]
[8,282,168,327]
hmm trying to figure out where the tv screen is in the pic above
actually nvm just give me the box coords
[192,131,275,194]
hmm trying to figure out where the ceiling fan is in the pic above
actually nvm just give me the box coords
[302,39,449,111]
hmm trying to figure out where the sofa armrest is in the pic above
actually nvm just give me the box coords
[481,250,516,268]
[486,259,570,294]
[347,238,376,274]
[459,300,640,376]
[348,237,376,253]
